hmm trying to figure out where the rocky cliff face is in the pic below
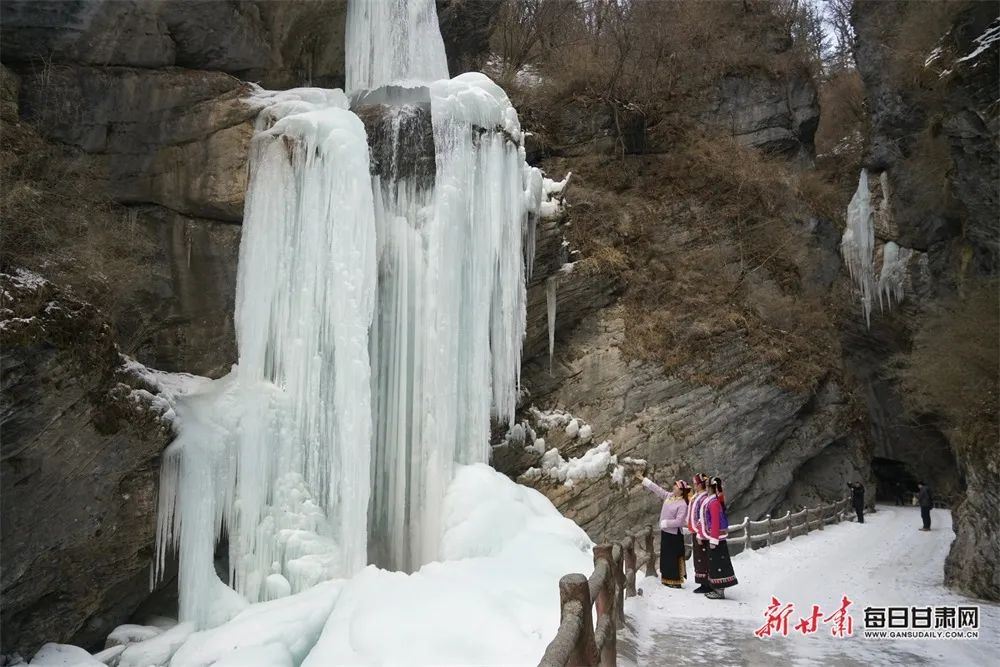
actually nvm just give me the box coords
[703,72,819,162]
[0,271,177,654]
[851,0,998,600]
[0,0,349,89]
[491,27,876,542]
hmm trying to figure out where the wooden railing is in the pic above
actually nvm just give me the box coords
[538,531,653,667]
[725,496,854,556]
[538,496,855,666]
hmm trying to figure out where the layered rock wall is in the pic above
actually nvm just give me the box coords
[493,42,875,543]
[0,272,176,653]
[851,0,999,600]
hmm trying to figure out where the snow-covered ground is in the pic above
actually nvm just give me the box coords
[27,465,595,666]
[621,505,999,666]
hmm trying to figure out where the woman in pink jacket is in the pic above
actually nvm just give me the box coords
[638,475,691,588]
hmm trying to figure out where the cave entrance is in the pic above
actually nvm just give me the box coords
[871,456,921,505]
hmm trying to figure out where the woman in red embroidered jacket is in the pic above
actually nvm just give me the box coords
[687,473,711,594]
[701,476,738,599]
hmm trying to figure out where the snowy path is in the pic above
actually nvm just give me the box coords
[621,506,998,666]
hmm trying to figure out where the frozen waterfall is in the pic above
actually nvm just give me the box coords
[345,0,448,93]
[841,169,876,327]
[154,89,379,626]
[840,169,913,327]
[366,73,540,570]
[153,0,569,627]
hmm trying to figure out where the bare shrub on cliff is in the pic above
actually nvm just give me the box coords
[1,116,153,312]
[490,0,577,83]
[508,1,844,391]
[887,1,966,90]
[897,280,1000,459]
[559,131,842,391]
[507,0,813,133]
[814,68,868,199]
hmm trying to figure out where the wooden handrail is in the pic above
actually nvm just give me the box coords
[539,495,855,666]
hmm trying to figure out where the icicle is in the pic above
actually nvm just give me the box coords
[841,169,876,328]
[877,241,913,311]
[523,166,543,279]
[525,213,538,279]
[152,442,181,591]
[546,275,558,372]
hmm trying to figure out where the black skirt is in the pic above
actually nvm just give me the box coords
[660,531,686,585]
[692,538,709,584]
[707,540,738,589]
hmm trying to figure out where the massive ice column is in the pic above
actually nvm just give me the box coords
[155,89,379,624]
[365,73,542,571]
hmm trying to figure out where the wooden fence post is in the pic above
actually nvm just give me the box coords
[643,526,657,577]
[560,573,598,666]
[623,536,637,597]
[592,545,617,667]
[744,517,754,551]
[613,544,626,627]
[818,504,825,531]
[766,514,773,547]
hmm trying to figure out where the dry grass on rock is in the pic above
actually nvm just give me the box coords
[1,108,154,313]
[548,132,846,392]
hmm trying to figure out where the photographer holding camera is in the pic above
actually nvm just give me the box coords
[847,481,865,523]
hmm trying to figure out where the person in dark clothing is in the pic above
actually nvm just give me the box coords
[849,482,865,523]
[893,480,906,506]
[918,482,933,530]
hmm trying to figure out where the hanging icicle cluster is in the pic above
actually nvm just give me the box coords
[841,169,877,327]
[841,169,913,328]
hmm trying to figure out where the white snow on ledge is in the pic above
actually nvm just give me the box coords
[118,357,211,426]
[521,440,618,487]
[9,267,48,290]
[956,19,1000,64]
[924,45,944,68]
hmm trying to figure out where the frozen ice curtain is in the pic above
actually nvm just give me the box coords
[153,0,571,625]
